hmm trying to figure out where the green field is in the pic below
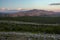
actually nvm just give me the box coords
[0,17,60,34]
[0,16,60,24]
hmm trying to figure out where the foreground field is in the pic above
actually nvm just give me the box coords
[0,22,60,34]
[0,17,60,40]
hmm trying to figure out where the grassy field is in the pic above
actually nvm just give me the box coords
[0,16,60,24]
[0,16,60,34]
[0,22,60,34]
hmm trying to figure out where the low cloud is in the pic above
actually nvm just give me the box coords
[0,8,11,11]
[0,8,6,10]
[0,8,20,11]
[50,3,60,5]
[0,8,32,11]
[17,8,22,10]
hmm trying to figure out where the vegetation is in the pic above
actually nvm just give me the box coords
[0,16,60,24]
[0,22,60,34]
[0,17,60,34]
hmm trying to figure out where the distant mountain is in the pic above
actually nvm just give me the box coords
[0,9,60,17]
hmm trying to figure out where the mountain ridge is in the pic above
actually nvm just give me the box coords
[0,9,60,17]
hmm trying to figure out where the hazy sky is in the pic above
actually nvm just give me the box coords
[0,0,60,11]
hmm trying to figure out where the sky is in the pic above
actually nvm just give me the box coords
[0,0,60,11]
